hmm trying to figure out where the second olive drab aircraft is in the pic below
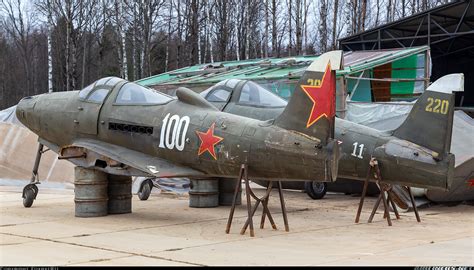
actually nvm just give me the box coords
[15,50,345,208]
[197,73,463,198]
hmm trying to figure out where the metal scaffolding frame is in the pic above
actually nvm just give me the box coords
[339,0,473,56]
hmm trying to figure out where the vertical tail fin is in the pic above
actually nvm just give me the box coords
[393,74,464,159]
[274,51,343,144]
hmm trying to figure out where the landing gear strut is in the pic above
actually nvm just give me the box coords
[22,143,48,208]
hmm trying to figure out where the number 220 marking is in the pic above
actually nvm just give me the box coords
[425,97,449,114]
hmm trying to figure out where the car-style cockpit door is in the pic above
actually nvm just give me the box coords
[75,77,121,135]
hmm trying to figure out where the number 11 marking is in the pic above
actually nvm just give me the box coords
[351,142,364,159]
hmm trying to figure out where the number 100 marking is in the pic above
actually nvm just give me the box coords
[159,113,190,151]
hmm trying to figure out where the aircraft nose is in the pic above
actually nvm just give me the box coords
[16,95,39,130]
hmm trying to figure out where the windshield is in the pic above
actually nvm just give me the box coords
[115,83,173,105]
[78,83,95,99]
[199,87,213,98]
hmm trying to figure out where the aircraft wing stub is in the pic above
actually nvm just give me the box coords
[72,139,206,178]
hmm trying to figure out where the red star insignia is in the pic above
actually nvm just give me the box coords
[196,123,224,160]
[300,63,335,128]
[468,179,474,187]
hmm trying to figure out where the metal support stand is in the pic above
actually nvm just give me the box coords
[226,164,289,237]
[355,158,421,225]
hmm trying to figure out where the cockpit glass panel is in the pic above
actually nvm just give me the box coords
[225,79,241,88]
[104,77,123,87]
[239,81,287,107]
[95,77,113,86]
[115,82,173,104]
[78,83,95,99]
[87,88,109,103]
[215,80,228,86]
[207,88,231,102]
[199,87,213,98]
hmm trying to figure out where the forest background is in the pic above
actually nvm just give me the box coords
[0,0,451,109]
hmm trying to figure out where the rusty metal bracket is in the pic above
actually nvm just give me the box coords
[225,164,289,237]
[355,158,421,226]
[58,153,87,160]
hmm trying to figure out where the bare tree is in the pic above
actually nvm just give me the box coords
[114,0,128,79]
[1,0,35,94]
[214,0,230,61]
[318,0,328,53]
[287,0,292,56]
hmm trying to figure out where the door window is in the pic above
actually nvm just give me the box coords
[207,88,231,102]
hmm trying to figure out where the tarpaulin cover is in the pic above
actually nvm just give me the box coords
[0,105,23,126]
[345,101,415,131]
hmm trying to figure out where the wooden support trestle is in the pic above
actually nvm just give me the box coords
[226,164,289,237]
[355,158,421,225]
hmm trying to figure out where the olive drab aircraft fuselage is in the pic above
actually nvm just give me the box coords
[16,51,344,184]
[199,74,464,191]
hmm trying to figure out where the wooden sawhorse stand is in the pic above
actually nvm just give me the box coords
[226,164,289,237]
[355,158,421,226]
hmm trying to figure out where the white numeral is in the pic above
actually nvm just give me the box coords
[159,113,190,151]
[351,142,364,159]
[176,116,190,151]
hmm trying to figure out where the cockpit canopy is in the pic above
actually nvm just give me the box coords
[78,76,173,105]
[200,79,287,108]
[115,83,173,105]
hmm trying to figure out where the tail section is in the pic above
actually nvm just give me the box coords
[393,74,464,159]
[274,50,343,144]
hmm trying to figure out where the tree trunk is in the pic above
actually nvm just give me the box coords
[387,0,393,22]
[264,0,269,58]
[361,0,367,31]
[288,0,292,56]
[303,0,309,55]
[332,0,339,49]
[235,23,240,61]
[177,0,181,68]
[375,0,380,26]
[66,17,70,91]
[352,0,358,33]
[319,0,328,53]
[165,0,173,71]
[295,0,301,55]
[119,1,128,80]
[47,11,53,93]
[217,0,228,61]
[207,0,214,63]
[272,0,277,57]
[245,0,250,60]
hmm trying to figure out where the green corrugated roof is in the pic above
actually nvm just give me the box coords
[136,46,429,87]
